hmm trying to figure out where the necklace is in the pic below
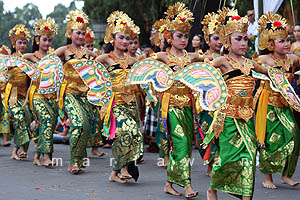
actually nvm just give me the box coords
[67,44,86,58]
[270,53,292,72]
[205,50,220,59]
[33,51,46,61]
[108,51,129,69]
[166,48,191,69]
[225,54,253,75]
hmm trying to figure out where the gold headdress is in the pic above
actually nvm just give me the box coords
[201,12,221,44]
[65,10,89,38]
[0,45,11,55]
[85,27,95,44]
[164,2,194,33]
[130,24,140,40]
[258,12,288,51]
[218,8,248,49]
[8,24,31,48]
[34,17,57,38]
[104,11,134,44]
[152,19,168,47]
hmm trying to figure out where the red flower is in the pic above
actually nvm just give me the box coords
[20,31,24,34]
[76,17,84,23]
[44,26,49,31]
[273,21,282,29]
[247,34,253,39]
[120,21,127,25]
[85,33,91,38]
[231,16,241,21]
[179,16,186,22]
[215,22,218,25]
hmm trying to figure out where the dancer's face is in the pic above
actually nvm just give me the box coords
[209,34,222,52]
[114,32,130,51]
[15,39,28,53]
[39,36,53,51]
[273,36,291,55]
[293,25,300,41]
[71,29,86,46]
[192,35,201,49]
[229,32,248,56]
[128,39,139,54]
[172,31,189,50]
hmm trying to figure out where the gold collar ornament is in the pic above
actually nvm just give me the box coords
[104,11,135,44]
[201,12,222,44]
[65,10,89,38]
[218,8,248,49]
[164,2,194,34]
[34,17,58,38]
[152,19,168,47]
[8,24,31,48]
[85,27,95,44]
[258,12,288,51]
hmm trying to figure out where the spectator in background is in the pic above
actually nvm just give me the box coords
[247,9,259,53]
[191,34,203,53]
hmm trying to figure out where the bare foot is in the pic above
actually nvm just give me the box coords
[42,159,55,167]
[281,176,300,187]
[263,174,277,189]
[184,185,198,199]
[33,159,42,166]
[103,144,111,148]
[120,168,132,179]
[91,148,105,157]
[109,174,127,183]
[10,153,20,160]
[163,156,169,168]
[207,187,217,200]
[164,182,182,196]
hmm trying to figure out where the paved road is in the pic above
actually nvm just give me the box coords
[0,142,299,200]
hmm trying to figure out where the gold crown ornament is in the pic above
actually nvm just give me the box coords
[164,2,194,33]
[34,17,58,38]
[0,45,11,55]
[218,8,248,49]
[65,10,89,38]
[8,24,31,48]
[85,27,95,44]
[201,12,222,44]
[258,12,288,51]
[152,19,168,47]
[130,24,140,40]
[104,11,134,44]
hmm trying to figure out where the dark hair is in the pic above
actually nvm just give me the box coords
[32,36,40,53]
[162,39,171,52]
[104,34,117,53]
[10,45,16,54]
[259,49,272,55]
[66,38,72,45]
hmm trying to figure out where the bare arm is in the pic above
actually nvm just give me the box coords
[55,46,66,60]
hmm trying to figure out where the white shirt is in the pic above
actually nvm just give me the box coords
[247,21,258,36]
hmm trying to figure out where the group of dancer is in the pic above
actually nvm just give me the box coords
[0,2,300,199]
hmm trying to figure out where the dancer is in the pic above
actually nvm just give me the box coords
[7,24,32,160]
[55,10,98,174]
[206,8,268,200]
[96,11,143,183]
[23,18,58,166]
[256,12,300,189]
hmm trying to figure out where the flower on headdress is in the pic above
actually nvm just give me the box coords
[15,27,25,35]
[117,18,127,26]
[175,13,187,23]
[76,17,84,23]
[208,19,219,28]
[86,32,91,38]
[232,16,241,21]
[159,24,167,33]
[272,21,282,30]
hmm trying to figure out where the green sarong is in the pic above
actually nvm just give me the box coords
[111,103,144,170]
[154,103,169,158]
[259,105,300,177]
[210,117,257,196]
[167,106,194,187]
[33,98,58,154]
[64,93,93,168]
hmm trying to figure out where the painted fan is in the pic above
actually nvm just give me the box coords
[10,56,40,80]
[252,71,279,92]
[73,60,112,106]
[37,54,64,94]
[0,55,10,81]
[126,60,175,92]
[127,60,228,111]
[268,67,300,112]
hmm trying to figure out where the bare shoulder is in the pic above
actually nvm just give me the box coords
[96,54,109,64]
[258,54,270,62]
[55,46,67,58]
[129,57,137,65]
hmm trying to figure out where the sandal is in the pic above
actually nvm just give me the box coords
[19,152,27,159]
[119,174,132,179]
[185,191,198,199]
